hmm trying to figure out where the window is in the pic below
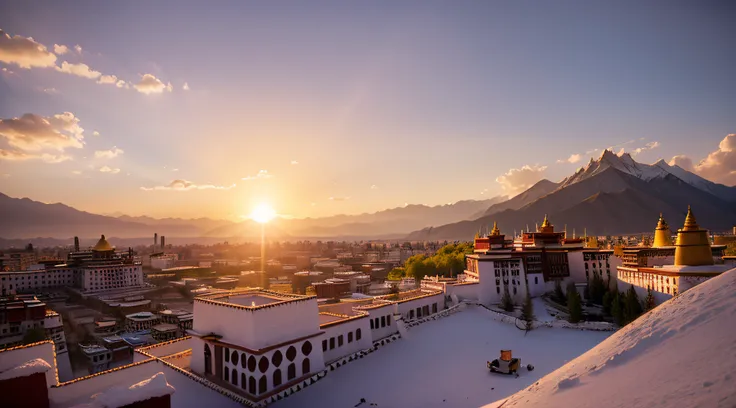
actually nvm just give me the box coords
[241,353,247,369]
[224,348,229,363]
[338,335,344,347]
[286,345,297,361]
[287,363,296,380]
[322,340,327,351]
[356,328,362,340]
[259,356,269,373]
[432,303,437,314]
[374,318,379,328]
[513,287,517,295]
[259,376,267,394]
[232,369,238,385]
[302,341,312,356]
[248,355,257,371]
[496,286,500,294]
[329,337,335,350]
[535,276,538,285]
[348,332,353,343]
[302,358,311,375]
[249,376,256,394]
[380,316,386,327]
[224,367,229,382]
[231,350,239,366]
[416,307,422,318]
[273,369,282,387]
[241,373,246,389]
[370,319,374,329]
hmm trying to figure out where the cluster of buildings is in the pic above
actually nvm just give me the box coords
[0,235,143,296]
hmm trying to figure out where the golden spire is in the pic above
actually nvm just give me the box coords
[490,221,500,236]
[682,205,699,231]
[656,213,669,230]
[653,212,672,247]
[541,214,550,228]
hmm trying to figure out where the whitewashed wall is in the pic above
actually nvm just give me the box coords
[365,304,398,340]
[0,342,57,387]
[320,317,371,363]
[396,293,443,320]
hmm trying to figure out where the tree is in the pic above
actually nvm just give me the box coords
[588,271,607,305]
[500,287,515,312]
[644,287,656,311]
[553,280,566,304]
[624,285,643,323]
[387,268,405,281]
[23,328,46,344]
[566,282,583,323]
[520,294,535,330]
[602,290,614,316]
[611,292,624,326]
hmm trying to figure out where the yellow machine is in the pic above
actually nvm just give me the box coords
[488,350,527,376]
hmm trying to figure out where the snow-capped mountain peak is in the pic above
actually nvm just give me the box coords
[559,149,668,188]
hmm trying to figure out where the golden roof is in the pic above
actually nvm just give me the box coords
[681,205,700,232]
[490,221,500,236]
[655,213,669,230]
[93,234,113,251]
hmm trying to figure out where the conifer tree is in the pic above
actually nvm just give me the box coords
[501,287,515,312]
[645,287,656,311]
[520,293,535,330]
[566,282,583,323]
[554,280,566,304]
[611,291,624,326]
[624,285,643,323]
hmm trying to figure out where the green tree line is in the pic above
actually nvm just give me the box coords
[388,242,474,282]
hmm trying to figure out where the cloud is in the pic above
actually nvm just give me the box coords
[370,184,378,190]
[71,170,82,175]
[1,67,14,74]
[290,160,299,165]
[134,73,171,94]
[585,148,600,154]
[182,82,190,91]
[668,155,694,172]
[0,112,85,159]
[55,61,101,79]
[43,87,59,94]
[97,74,119,85]
[92,131,100,137]
[329,196,351,201]
[632,141,660,155]
[690,134,736,185]
[0,29,57,68]
[99,166,120,174]
[74,44,82,54]
[53,44,68,55]
[94,147,124,159]
[495,164,547,195]
[116,80,128,88]
[172,168,179,172]
[557,153,581,164]
[241,170,273,181]
[140,179,236,191]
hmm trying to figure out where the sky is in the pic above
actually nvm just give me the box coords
[1,1,735,221]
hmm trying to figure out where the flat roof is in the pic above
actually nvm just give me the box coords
[194,288,313,311]
[151,323,179,332]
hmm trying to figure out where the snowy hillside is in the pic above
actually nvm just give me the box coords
[485,268,736,408]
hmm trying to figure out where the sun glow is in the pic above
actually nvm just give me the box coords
[249,203,277,224]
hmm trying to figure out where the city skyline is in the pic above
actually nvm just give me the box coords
[1,1,735,221]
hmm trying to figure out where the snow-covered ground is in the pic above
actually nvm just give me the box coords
[485,269,736,408]
[532,298,555,322]
[273,306,610,408]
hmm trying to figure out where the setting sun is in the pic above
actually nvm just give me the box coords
[249,203,277,224]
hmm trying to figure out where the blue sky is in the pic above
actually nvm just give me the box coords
[1,0,734,220]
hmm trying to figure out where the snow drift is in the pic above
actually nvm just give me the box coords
[486,269,736,408]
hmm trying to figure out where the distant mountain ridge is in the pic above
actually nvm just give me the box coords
[407,151,736,240]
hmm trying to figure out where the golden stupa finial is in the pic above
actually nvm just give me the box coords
[490,221,500,236]
[541,214,550,228]
[656,212,669,230]
[682,205,699,231]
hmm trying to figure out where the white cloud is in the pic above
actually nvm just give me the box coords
[99,166,120,174]
[632,141,661,156]
[134,73,171,94]
[94,147,124,159]
[557,153,581,164]
[140,179,236,191]
[668,155,694,172]
[691,134,736,185]
[116,79,127,88]
[182,82,190,91]
[43,87,59,94]
[0,29,57,68]
[370,184,378,190]
[53,44,68,55]
[93,131,100,136]
[241,170,273,181]
[495,164,547,195]
[71,170,82,175]
[290,160,299,165]
[55,61,101,79]
[172,168,179,172]
[74,44,82,54]
[166,82,173,92]
[329,196,351,201]
[1,67,14,74]
[97,74,118,85]
[0,112,84,163]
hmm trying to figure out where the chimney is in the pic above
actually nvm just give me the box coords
[74,236,80,252]
[154,233,158,251]
[161,236,165,249]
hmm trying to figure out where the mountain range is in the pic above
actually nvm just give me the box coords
[408,150,736,240]
[0,192,505,240]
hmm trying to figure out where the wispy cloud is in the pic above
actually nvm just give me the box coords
[141,179,236,191]
[329,196,351,201]
[94,147,124,159]
[0,29,57,68]
[370,184,378,190]
[290,160,299,165]
[53,44,68,55]
[92,131,100,136]
[557,153,582,164]
[71,170,82,175]
[99,166,120,174]
[242,170,273,181]
[74,44,82,54]
[55,61,101,79]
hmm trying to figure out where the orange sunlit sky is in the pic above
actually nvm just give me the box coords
[1,1,735,221]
